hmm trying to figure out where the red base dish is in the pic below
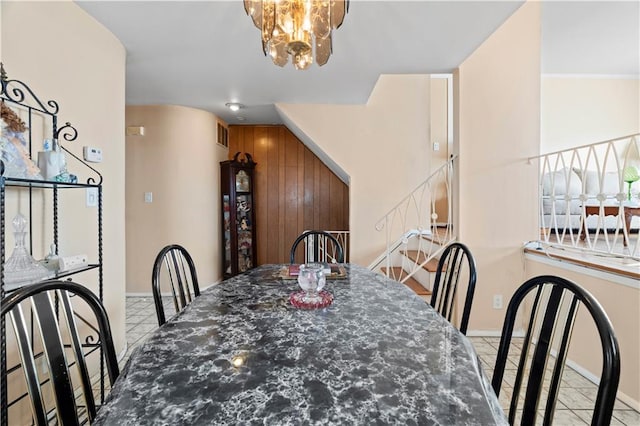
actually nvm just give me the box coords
[289,290,333,309]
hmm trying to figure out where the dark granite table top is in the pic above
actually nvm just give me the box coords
[95,264,507,425]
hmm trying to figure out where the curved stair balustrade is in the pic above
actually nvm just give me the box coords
[369,156,457,295]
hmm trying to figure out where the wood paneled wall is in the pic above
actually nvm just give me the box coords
[228,125,349,265]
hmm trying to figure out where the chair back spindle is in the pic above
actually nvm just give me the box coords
[1,280,119,425]
[430,242,477,334]
[152,244,200,326]
[492,275,620,426]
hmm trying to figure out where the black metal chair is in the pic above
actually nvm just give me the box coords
[152,244,200,326]
[491,275,620,426]
[289,230,344,264]
[1,280,120,425]
[430,242,477,335]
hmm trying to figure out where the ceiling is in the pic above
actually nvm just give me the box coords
[76,1,639,125]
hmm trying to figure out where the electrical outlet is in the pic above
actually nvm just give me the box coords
[492,294,503,310]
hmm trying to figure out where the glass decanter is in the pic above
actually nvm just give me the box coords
[4,213,52,290]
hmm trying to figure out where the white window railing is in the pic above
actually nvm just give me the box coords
[533,134,640,260]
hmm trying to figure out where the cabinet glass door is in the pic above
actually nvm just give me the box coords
[222,195,231,275]
[236,194,253,272]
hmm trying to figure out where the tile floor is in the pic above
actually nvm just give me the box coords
[469,336,639,425]
[122,296,640,425]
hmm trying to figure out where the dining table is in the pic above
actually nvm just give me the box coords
[94,264,507,425]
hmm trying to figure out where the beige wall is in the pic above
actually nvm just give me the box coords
[525,259,639,406]
[542,77,640,152]
[431,77,449,167]
[431,77,450,222]
[2,0,127,352]
[125,105,228,293]
[276,74,431,265]
[456,1,541,330]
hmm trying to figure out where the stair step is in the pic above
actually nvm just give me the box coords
[419,227,449,243]
[401,250,441,272]
[381,267,432,296]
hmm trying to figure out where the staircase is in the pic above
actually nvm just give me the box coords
[376,230,451,298]
[380,267,431,296]
[369,156,457,298]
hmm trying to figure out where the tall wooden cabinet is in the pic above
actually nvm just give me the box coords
[220,152,257,278]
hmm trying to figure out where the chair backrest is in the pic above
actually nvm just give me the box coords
[491,275,620,426]
[430,242,477,335]
[1,280,120,425]
[289,230,344,264]
[152,244,200,326]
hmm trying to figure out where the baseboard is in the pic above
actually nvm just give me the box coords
[564,358,640,411]
[466,330,503,337]
[126,281,220,298]
[117,342,128,363]
[466,330,525,338]
[615,391,640,412]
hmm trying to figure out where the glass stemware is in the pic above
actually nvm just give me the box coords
[623,166,639,203]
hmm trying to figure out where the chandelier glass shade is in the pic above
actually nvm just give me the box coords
[244,0,349,70]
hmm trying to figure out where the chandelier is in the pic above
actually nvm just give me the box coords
[244,0,349,70]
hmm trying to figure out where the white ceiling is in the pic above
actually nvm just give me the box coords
[76,1,639,125]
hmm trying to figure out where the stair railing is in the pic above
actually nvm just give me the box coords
[369,155,457,283]
[301,230,350,263]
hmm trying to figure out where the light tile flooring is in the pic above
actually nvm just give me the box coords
[469,336,639,425]
[122,296,640,425]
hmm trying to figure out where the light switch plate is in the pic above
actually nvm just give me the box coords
[86,187,98,207]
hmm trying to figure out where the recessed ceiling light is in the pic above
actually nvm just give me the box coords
[225,102,244,112]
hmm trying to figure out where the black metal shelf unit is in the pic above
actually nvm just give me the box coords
[1,63,104,424]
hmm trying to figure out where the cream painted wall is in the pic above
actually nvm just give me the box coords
[457,1,540,331]
[542,77,640,152]
[2,0,127,352]
[276,75,431,265]
[525,259,639,407]
[431,78,449,167]
[431,77,449,222]
[125,105,228,293]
